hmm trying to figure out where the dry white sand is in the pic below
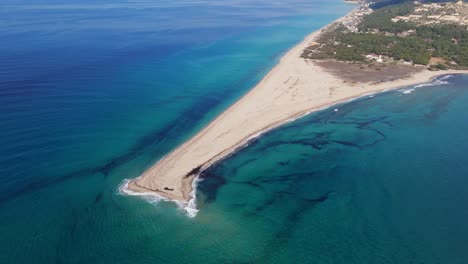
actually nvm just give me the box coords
[124,8,468,208]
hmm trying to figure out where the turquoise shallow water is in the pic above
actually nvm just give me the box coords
[198,75,468,263]
[1,0,468,263]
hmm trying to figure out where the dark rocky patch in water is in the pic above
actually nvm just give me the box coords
[94,192,103,204]
[198,170,227,204]
[0,95,225,205]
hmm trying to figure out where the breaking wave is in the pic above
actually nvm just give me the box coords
[413,75,454,88]
[399,88,415,94]
[118,179,200,218]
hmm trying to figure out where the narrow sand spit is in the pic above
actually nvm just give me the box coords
[124,7,468,211]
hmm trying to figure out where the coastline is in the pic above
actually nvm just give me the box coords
[122,4,468,215]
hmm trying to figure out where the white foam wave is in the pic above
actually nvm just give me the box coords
[400,88,415,94]
[118,179,167,203]
[439,74,454,81]
[413,79,450,88]
[180,177,201,218]
[118,179,199,218]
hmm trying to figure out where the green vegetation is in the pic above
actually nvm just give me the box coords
[368,0,466,9]
[418,24,468,65]
[302,1,468,68]
[429,63,450,70]
[360,2,415,32]
[306,30,432,65]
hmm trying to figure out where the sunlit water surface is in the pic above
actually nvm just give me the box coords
[1,0,468,263]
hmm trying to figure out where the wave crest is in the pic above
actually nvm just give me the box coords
[118,178,200,218]
[413,75,454,88]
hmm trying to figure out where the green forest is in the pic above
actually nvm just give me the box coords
[302,1,468,68]
[368,0,466,9]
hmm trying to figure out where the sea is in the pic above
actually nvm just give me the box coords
[1,0,468,263]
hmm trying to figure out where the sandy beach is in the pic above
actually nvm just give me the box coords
[124,6,468,209]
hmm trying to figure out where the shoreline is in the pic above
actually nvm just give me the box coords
[122,3,468,216]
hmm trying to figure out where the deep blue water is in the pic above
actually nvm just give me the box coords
[1,0,468,263]
[0,0,353,204]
